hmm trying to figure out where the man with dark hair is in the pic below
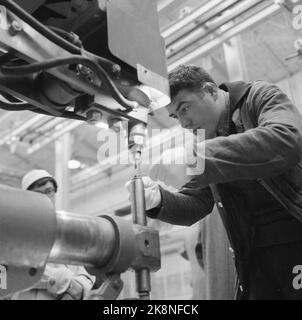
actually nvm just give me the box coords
[168,65,216,97]
[127,64,302,299]
[11,170,95,300]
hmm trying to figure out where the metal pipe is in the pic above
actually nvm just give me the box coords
[162,0,237,41]
[0,185,134,270]
[49,211,138,274]
[130,177,147,227]
[168,2,281,71]
[0,185,56,268]
[135,269,151,300]
[49,211,116,267]
[129,121,151,299]
[130,177,151,300]
[167,0,263,59]
[0,185,138,296]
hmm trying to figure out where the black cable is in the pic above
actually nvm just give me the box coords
[1,55,93,76]
[0,0,120,75]
[0,99,33,110]
[0,98,86,120]
[34,108,87,121]
[1,55,136,110]
[0,90,22,103]
[1,0,81,53]
[47,25,83,48]
[0,52,15,65]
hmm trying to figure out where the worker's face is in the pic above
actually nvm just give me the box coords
[32,181,56,203]
[166,88,223,139]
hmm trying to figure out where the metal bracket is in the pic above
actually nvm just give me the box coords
[87,273,123,300]
[285,39,302,61]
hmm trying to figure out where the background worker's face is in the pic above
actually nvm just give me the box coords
[31,180,56,203]
[166,88,222,139]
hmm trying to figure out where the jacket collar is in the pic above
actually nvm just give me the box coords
[215,81,252,136]
[219,81,253,108]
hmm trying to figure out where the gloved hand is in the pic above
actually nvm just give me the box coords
[58,279,84,300]
[125,176,161,210]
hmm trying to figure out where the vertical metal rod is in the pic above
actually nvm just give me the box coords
[130,162,151,300]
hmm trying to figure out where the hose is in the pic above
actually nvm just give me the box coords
[1,55,136,110]
[34,109,87,121]
[47,25,83,48]
[0,99,32,110]
[0,0,120,75]
[0,98,86,120]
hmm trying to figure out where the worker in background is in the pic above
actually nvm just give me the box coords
[11,169,95,300]
[127,65,302,300]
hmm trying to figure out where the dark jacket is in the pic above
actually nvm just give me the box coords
[147,80,302,298]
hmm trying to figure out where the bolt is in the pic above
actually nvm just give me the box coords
[112,64,121,76]
[144,240,150,248]
[28,268,37,276]
[294,38,302,51]
[113,279,121,289]
[87,110,102,124]
[9,20,22,36]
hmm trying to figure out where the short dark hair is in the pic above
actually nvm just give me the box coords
[168,65,216,99]
[28,177,58,192]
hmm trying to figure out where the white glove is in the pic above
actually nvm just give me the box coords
[59,279,84,300]
[125,176,161,210]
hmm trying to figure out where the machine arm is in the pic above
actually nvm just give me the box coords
[0,0,169,126]
[0,184,160,299]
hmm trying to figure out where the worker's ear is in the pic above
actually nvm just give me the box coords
[202,82,218,101]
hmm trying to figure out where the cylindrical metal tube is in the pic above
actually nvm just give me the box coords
[49,211,116,267]
[49,212,137,274]
[0,185,56,296]
[0,185,56,268]
[0,185,138,297]
[130,176,151,300]
[130,177,147,226]
[135,268,151,299]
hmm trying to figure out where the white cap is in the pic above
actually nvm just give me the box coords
[22,169,55,190]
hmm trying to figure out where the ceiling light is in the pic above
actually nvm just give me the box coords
[68,159,82,170]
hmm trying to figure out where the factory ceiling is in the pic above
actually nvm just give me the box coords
[0,0,301,188]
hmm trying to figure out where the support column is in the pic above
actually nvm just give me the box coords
[55,133,71,211]
[223,34,248,81]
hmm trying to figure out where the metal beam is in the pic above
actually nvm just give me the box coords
[161,0,226,39]
[168,2,281,71]
[223,34,249,81]
[55,133,71,211]
[166,0,262,58]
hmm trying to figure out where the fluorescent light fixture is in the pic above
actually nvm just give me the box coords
[168,2,281,71]
[68,159,82,170]
[27,120,82,154]
[161,0,225,39]
[0,114,46,146]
